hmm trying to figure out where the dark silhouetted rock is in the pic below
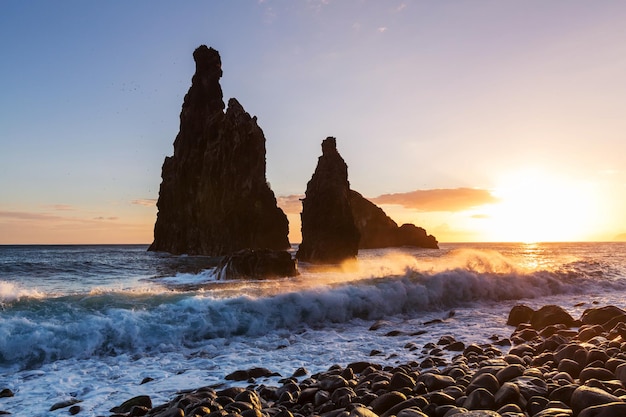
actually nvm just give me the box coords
[580,306,626,326]
[570,386,622,416]
[296,137,360,264]
[531,305,576,330]
[349,190,438,249]
[217,249,298,279]
[507,304,535,326]
[110,395,152,414]
[149,45,289,256]
[396,223,438,248]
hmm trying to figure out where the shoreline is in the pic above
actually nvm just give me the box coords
[45,303,626,417]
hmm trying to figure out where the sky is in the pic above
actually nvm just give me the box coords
[1,0,626,244]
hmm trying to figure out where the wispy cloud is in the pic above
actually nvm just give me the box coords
[0,211,64,221]
[46,204,76,211]
[307,0,331,14]
[131,198,157,207]
[377,27,388,33]
[1,210,119,224]
[371,188,498,212]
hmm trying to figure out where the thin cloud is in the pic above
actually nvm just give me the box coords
[377,27,388,33]
[371,188,498,212]
[131,198,157,207]
[0,210,119,224]
[47,204,76,211]
[0,211,64,221]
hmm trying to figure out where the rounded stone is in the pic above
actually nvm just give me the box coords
[530,305,576,330]
[0,389,14,398]
[234,390,262,410]
[110,396,151,414]
[494,381,521,407]
[558,358,582,379]
[510,376,548,400]
[507,304,534,326]
[419,373,456,391]
[396,409,428,417]
[349,406,380,417]
[570,385,622,416]
[578,401,626,417]
[369,391,407,415]
[579,367,615,383]
[462,388,495,410]
[533,408,574,417]
[580,306,626,326]
[389,372,416,391]
[496,364,525,384]
[467,373,500,395]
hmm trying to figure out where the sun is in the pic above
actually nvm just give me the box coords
[479,168,599,242]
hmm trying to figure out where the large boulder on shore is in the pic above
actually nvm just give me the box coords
[506,304,577,330]
[530,305,576,330]
[349,190,438,249]
[580,306,626,327]
[296,137,360,264]
[149,46,289,256]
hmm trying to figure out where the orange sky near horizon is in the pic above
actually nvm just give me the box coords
[1,171,624,245]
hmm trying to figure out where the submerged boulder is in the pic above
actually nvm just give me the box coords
[296,137,360,264]
[217,249,298,280]
[149,46,289,256]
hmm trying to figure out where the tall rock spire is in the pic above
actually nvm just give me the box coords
[149,45,290,256]
[296,137,360,263]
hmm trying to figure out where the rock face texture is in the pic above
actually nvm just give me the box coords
[349,190,439,249]
[297,137,439,263]
[216,249,298,280]
[149,45,290,256]
[296,137,360,264]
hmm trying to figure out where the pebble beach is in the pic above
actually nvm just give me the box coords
[53,303,626,417]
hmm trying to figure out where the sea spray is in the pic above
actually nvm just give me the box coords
[3,255,622,370]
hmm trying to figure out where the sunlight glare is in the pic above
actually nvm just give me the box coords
[481,168,598,242]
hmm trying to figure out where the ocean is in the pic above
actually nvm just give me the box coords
[1,242,625,416]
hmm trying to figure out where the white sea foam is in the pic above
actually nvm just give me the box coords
[0,280,45,303]
[2,257,622,372]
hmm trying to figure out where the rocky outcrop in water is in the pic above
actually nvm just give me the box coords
[349,190,438,249]
[296,137,360,264]
[149,45,290,256]
[216,249,298,280]
[297,138,438,263]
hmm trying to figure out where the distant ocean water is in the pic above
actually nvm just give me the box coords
[1,242,625,416]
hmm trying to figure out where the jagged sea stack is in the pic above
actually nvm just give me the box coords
[296,137,360,264]
[149,46,290,256]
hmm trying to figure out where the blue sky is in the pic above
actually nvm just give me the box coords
[2,1,626,243]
